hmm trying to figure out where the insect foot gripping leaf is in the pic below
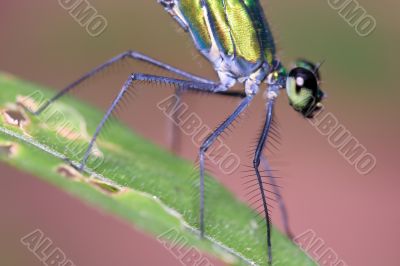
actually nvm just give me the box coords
[0,72,316,266]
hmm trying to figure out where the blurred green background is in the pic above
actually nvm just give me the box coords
[0,0,398,265]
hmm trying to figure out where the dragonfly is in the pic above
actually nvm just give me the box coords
[27,0,325,264]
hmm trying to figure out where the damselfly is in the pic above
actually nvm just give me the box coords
[28,1,325,264]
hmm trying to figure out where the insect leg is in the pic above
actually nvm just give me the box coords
[25,50,217,115]
[253,99,276,265]
[199,96,254,237]
[169,89,245,153]
[76,73,221,171]
[261,155,294,239]
[22,49,243,153]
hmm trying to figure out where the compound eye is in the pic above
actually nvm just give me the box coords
[288,67,319,94]
[286,67,322,117]
[295,59,321,80]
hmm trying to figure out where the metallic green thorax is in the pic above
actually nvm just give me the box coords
[178,0,212,51]
[173,0,276,75]
[178,0,275,63]
[241,0,276,63]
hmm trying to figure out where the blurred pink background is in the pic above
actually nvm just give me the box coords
[0,1,399,265]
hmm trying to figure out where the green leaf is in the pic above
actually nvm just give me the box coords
[0,72,315,266]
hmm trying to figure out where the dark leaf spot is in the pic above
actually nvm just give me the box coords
[2,108,28,127]
[89,180,121,195]
[0,143,16,157]
[57,165,81,180]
